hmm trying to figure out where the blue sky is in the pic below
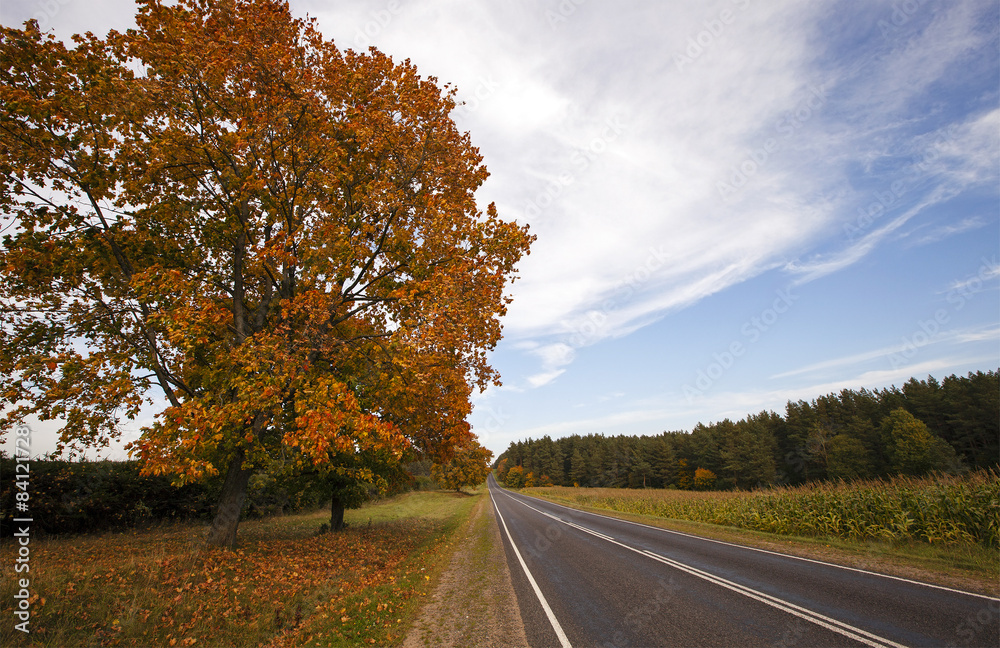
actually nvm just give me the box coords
[2,0,998,460]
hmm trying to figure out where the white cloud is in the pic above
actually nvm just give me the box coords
[901,216,989,248]
[946,264,1000,294]
[773,324,1000,380]
[954,326,1000,344]
[526,370,565,389]
[585,354,996,436]
[523,342,575,388]
[783,185,956,285]
[507,407,677,441]
[317,0,996,394]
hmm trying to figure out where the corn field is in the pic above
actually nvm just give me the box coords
[530,470,1000,547]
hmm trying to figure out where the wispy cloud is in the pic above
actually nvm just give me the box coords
[507,407,679,441]
[293,2,994,387]
[695,354,996,423]
[522,342,575,388]
[954,326,1000,344]
[494,0,996,384]
[945,263,1000,294]
[773,324,1000,380]
[901,216,989,248]
[783,184,957,285]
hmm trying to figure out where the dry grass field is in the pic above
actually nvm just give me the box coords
[0,490,479,648]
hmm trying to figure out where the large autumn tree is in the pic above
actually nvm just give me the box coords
[0,0,531,546]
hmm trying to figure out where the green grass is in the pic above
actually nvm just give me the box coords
[304,489,482,648]
[0,489,482,648]
[345,489,479,526]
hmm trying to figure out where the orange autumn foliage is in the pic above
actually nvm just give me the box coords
[0,0,531,545]
[0,513,448,647]
[431,439,492,492]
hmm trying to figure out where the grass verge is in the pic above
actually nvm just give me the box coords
[0,489,480,647]
[401,493,526,648]
[522,486,1000,597]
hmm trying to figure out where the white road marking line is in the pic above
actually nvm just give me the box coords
[563,519,614,541]
[503,489,907,648]
[490,486,573,648]
[502,487,999,602]
[640,550,907,648]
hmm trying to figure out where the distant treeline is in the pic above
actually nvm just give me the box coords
[495,371,999,490]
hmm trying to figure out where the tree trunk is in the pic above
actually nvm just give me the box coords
[206,448,254,547]
[330,493,345,532]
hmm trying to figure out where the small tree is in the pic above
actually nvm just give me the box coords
[676,459,694,490]
[431,440,492,492]
[504,465,525,488]
[693,467,717,490]
[494,457,510,484]
[882,409,959,475]
[826,434,873,480]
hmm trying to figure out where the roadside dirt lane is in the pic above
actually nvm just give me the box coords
[402,493,530,648]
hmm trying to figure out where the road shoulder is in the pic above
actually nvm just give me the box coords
[401,492,530,648]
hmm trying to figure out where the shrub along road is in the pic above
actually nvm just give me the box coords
[488,475,1000,647]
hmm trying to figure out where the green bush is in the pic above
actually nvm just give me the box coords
[0,458,214,536]
[0,457,337,536]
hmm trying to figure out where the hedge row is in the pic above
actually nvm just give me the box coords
[0,458,328,536]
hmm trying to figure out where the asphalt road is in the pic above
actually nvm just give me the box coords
[488,475,1000,648]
